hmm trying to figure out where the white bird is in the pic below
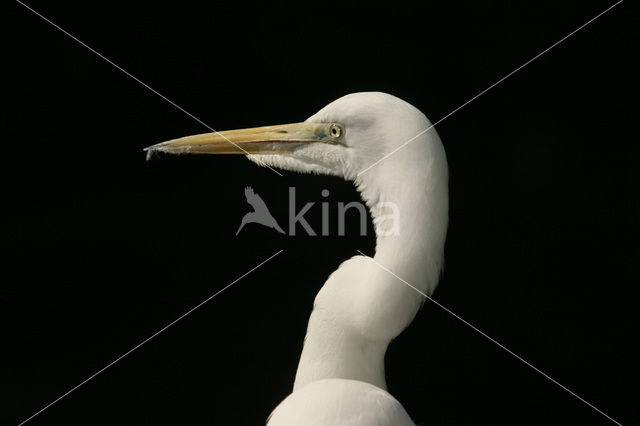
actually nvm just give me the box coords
[145,92,448,426]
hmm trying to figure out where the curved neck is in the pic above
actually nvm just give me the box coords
[293,136,448,391]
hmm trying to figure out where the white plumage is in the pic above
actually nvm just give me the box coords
[258,93,448,425]
[267,379,415,426]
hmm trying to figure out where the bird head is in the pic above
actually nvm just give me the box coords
[144,92,434,185]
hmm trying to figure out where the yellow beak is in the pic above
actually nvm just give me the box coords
[144,122,339,157]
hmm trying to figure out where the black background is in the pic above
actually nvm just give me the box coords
[4,1,637,425]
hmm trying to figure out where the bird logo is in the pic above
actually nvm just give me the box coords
[236,186,285,235]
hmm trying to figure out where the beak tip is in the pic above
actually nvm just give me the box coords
[143,140,175,161]
[144,145,158,162]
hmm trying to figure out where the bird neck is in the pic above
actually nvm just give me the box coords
[293,138,448,391]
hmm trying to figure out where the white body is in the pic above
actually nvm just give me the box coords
[267,379,414,426]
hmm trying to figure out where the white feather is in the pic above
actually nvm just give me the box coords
[267,379,415,426]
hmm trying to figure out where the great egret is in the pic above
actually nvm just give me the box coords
[145,92,448,425]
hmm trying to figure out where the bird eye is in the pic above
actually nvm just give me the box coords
[329,124,343,139]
